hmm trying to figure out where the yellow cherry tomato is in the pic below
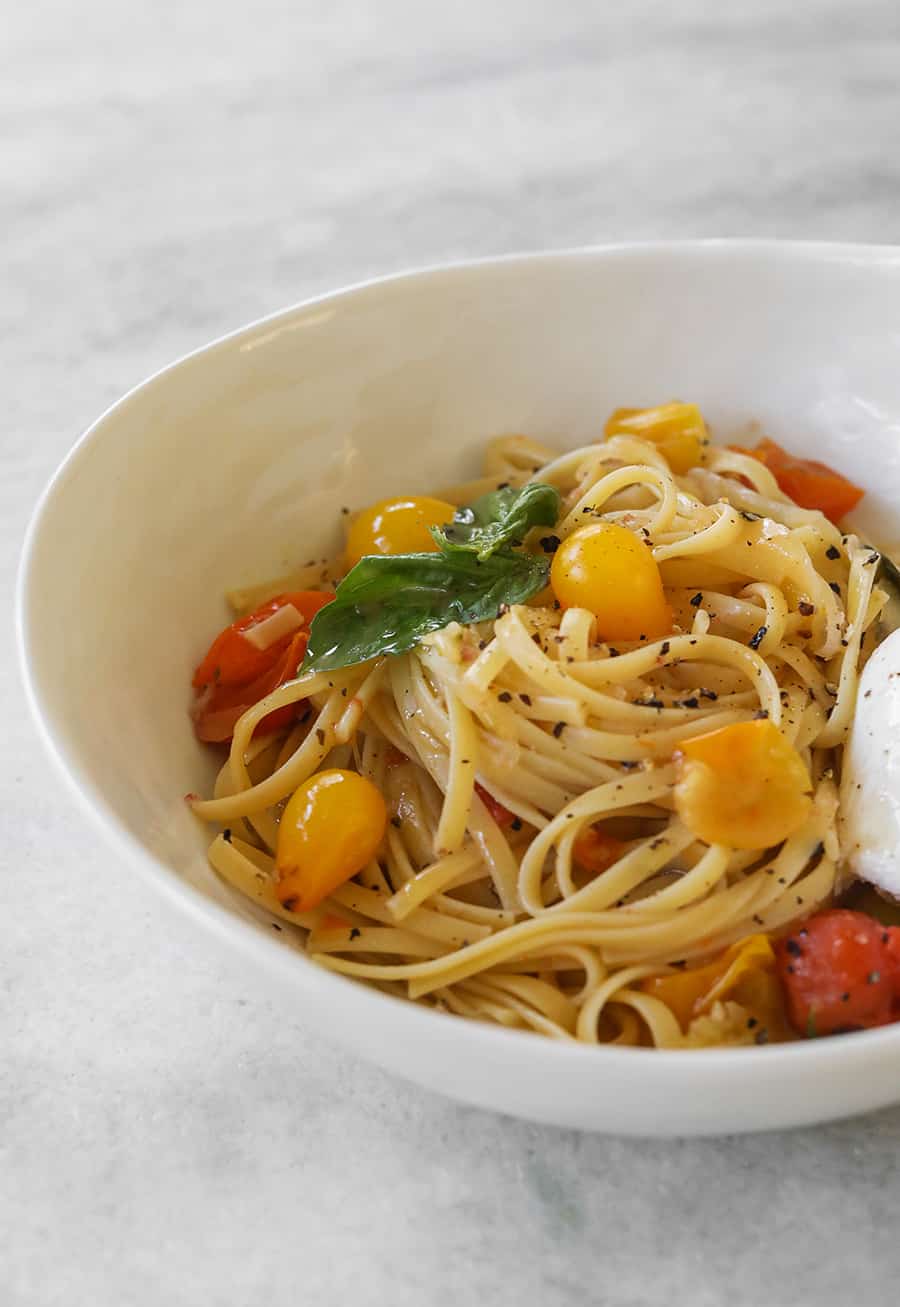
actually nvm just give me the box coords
[641,934,791,1039]
[275,769,387,911]
[604,402,707,474]
[550,522,671,641]
[673,718,812,850]
[345,496,457,568]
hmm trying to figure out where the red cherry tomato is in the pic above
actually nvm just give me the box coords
[475,783,517,829]
[191,592,332,744]
[192,592,333,690]
[572,825,626,874]
[729,440,864,523]
[776,909,900,1036]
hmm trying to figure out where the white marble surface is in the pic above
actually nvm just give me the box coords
[6,2,900,1303]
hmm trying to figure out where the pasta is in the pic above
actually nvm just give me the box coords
[188,403,900,1048]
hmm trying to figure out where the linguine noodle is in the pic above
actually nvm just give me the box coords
[190,429,887,1047]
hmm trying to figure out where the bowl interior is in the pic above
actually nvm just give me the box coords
[19,244,900,1131]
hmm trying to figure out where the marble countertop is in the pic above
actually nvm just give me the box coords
[5,2,900,1303]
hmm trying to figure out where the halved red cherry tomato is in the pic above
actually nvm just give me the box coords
[776,909,900,1036]
[192,630,308,743]
[192,592,333,691]
[729,439,864,523]
[191,592,332,744]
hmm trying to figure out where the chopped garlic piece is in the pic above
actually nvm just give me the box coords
[243,603,303,650]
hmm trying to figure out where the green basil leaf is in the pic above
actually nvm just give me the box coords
[435,482,561,560]
[302,548,548,673]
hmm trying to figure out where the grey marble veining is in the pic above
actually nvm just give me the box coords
[5,3,900,1303]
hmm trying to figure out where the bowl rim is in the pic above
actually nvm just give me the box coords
[17,237,900,1081]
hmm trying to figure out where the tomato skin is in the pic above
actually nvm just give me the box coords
[572,825,625,874]
[730,439,864,524]
[345,496,456,569]
[192,621,275,691]
[192,592,333,690]
[604,402,707,474]
[192,630,309,743]
[674,718,812,850]
[475,783,517,829]
[776,910,900,1036]
[191,591,333,744]
[643,934,790,1039]
[550,522,671,641]
[276,769,388,911]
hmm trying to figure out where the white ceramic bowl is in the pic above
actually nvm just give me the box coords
[19,242,900,1136]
